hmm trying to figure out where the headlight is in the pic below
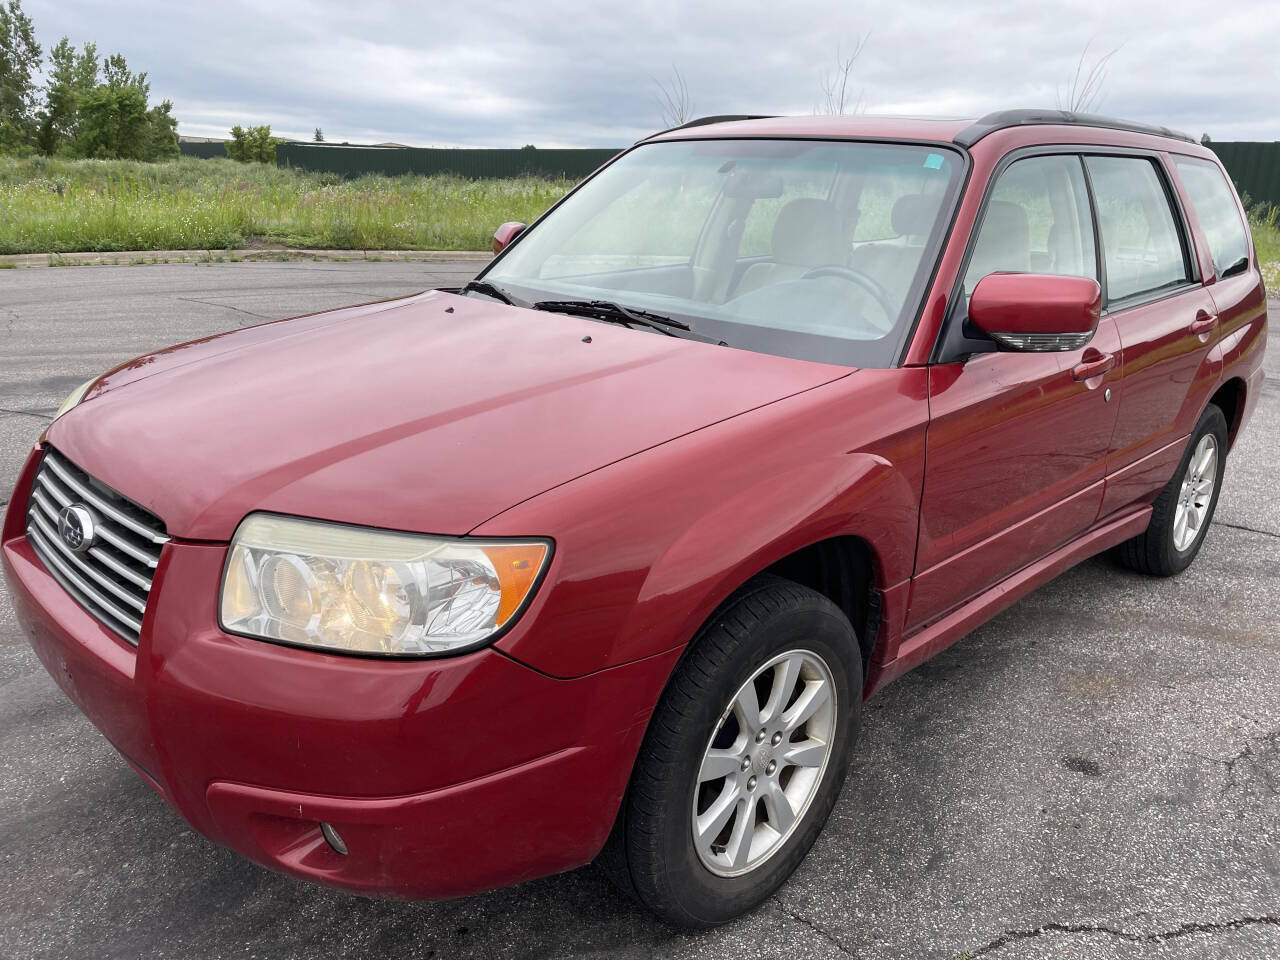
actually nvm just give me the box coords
[54,378,96,420]
[220,513,551,657]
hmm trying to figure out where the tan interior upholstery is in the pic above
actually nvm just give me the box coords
[890,193,934,238]
[964,199,1031,288]
[1045,220,1092,277]
[735,198,845,297]
[848,193,936,307]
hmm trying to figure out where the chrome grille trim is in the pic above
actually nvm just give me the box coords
[28,507,148,613]
[33,470,161,567]
[26,524,145,635]
[24,448,168,645]
[86,545,154,591]
[42,454,169,544]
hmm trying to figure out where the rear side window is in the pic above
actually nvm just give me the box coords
[1084,156,1189,302]
[1173,156,1251,277]
[963,154,1097,294]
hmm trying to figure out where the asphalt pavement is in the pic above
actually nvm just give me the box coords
[0,262,1277,960]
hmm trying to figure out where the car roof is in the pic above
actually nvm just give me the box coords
[646,114,976,145]
[644,110,1200,152]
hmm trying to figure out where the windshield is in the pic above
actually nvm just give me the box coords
[483,138,964,366]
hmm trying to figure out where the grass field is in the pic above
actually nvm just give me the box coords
[1,156,1278,289]
[1250,204,1280,289]
[0,157,571,254]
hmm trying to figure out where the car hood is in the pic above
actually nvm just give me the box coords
[48,292,853,540]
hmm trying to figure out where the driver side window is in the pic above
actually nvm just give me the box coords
[963,155,1097,294]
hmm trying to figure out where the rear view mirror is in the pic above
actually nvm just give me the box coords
[968,273,1101,351]
[492,221,526,255]
[722,171,784,199]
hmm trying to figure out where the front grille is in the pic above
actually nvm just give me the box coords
[25,448,169,645]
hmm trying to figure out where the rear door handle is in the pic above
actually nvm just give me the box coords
[1071,352,1115,382]
[1190,311,1218,336]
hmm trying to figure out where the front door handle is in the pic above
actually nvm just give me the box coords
[1190,311,1218,336]
[1071,352,1115,382]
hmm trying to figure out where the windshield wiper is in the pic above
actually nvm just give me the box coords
[461,279,528,307]
[532,299,724,344]
[533,299,688,332]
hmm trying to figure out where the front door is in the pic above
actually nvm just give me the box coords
[909,152,1121,630]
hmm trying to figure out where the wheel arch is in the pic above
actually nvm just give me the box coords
[630,449,914,687]
[597,534,886,870]
[1207,375,1247,449]
[645,528,890,717]
[761,535,882,674]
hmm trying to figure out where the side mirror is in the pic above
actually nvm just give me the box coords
[968,273,1101,351]
[492,221,526,255]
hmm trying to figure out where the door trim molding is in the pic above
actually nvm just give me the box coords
[869,504,1153,693]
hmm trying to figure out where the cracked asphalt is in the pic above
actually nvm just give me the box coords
[1,263,1276,960]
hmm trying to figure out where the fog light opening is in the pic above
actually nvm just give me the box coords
[320,821,349,856]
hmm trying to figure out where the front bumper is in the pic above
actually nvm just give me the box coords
[2,445,676,899]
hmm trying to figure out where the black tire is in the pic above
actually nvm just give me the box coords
[1114,403,1228,577]
[598,574,862,928]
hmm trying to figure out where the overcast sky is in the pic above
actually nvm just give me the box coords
[24,0,1280,146]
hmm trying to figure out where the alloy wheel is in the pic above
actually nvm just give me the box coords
[1173,433,1218,552]
[691,649,837,877]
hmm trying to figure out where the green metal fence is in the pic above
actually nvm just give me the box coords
[178,140,233,159]
[1211,142,1280,209]
[274,143,622,180]
[182,138,1280,203]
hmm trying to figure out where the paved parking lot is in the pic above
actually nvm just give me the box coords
[1,262,1276,960]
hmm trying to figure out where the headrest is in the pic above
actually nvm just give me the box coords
[891,194,934,237]
[967,199,1030,280]
[983,199,1029,244]
[771,198,844,267]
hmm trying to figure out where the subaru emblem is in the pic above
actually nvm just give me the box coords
[58,504,97,554]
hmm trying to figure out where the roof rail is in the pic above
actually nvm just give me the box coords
[637,115,777,144]
[955,109,1196,148]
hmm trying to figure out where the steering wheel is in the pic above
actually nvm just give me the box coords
[800,265,896,331]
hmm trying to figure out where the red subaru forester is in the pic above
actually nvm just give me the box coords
[2,110,1266,927]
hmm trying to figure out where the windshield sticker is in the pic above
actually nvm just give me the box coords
[923,153,945,170]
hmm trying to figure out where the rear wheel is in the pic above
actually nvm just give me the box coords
[598,575,862,928]
[1114,403,1228,576]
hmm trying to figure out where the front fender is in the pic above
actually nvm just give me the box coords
[478,368,930,679]
[637,452,911,655]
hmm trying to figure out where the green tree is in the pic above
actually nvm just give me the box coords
[36,37,98,154]
[143,98,178,159]
[226,123,278,163]
[0,0,41,151]
[63,50,176,161]
[71,83,149,159]
[226,124,247,161]
[101,51,147,93]
[313,126,324,142]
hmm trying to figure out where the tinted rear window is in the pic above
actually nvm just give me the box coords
[1173,156,1251,277]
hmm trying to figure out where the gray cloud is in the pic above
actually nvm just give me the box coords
[26,0,1280,146]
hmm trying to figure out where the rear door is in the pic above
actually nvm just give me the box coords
[910,152,1121,630]
[1085,153,1221,518]
[1169,153,1268,397]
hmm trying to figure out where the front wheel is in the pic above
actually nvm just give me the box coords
[598,575,862,928]
[1114,403,1228,576]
